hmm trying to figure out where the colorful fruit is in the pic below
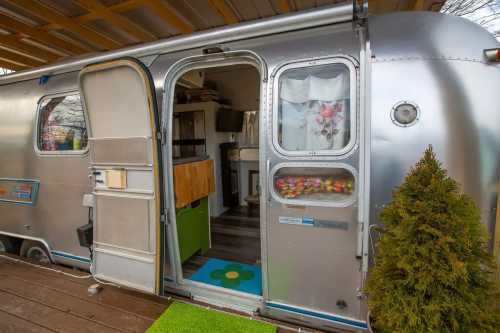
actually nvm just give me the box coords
[276,176,353,198]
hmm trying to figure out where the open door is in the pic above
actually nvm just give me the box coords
[79,58,162,294]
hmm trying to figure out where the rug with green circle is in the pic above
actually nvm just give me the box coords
[146,301,277,333]
[189,258,262,295]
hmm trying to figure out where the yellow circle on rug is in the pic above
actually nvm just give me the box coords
[225,271,239,279]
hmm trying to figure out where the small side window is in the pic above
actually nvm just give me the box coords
[271,164,356,207]
[37,93,88,153]
[274,59,356,156]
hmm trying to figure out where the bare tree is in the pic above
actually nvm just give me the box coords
[441,0,500,39]
[441,0,493,16]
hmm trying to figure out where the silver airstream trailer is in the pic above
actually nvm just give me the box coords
[1,3,499,332]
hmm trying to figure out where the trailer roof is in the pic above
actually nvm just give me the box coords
[0,0,442,72]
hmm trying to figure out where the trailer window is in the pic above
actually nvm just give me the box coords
[271,164,356,207]
[37,93,88,153]
[274,60,355,156]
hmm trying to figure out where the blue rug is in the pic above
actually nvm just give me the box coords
[189,258,262,296]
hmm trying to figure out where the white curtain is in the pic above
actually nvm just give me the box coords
[280,72,349,151]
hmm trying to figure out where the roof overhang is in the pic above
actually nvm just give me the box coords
[0,0,442,72]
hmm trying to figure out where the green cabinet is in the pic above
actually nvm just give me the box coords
[176,197,210,263]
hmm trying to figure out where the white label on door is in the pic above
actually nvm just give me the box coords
[279,216,314,226]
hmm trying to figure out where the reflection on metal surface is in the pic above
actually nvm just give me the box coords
[369,13,500,276]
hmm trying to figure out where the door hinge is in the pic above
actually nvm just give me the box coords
[157,131,166,145]
[160,212,169,226]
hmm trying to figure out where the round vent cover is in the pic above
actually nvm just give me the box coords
[391,101,419,127]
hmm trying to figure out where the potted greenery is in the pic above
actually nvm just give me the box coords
[365,146,499,332]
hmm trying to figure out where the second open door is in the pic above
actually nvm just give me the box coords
[79,58,163,293]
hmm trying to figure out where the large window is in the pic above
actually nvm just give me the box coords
[274,59,356,156]
[37,93,88,153]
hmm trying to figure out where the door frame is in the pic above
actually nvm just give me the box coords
[161,50,268,309]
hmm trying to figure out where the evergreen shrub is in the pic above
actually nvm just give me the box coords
[365,146,499,332]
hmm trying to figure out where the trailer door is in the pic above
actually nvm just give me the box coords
[264,57,367,329]
[78,58,162,293]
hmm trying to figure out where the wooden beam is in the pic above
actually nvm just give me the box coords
[368,0,400,14]
[74,0,156,42]
[0,13,88,55]
[400,0,419,11]
[208,0,239,25]
[6,0,122,50]
[367,0,379,13]
[139,0,194,34]
[0,48,45,67]
[0,35,61,62]
[77,0,142,22]
[413,0,427,10]
[0,59,26,71]
[278,0,291,13]
[41,0,142,30]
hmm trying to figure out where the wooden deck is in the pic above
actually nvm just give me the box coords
[0,255,318,333]
[0,255,169,333]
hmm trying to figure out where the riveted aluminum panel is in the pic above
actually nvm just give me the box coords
[90,137,153,165]
[267,203,360,312]
[94,247,156,293]
[94,194,154,253]
[368,13,500,246]
[79,59,161,294]
[0,72,92,269]
[80,66,153,138]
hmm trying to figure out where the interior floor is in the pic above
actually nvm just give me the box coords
[182,206,261,278]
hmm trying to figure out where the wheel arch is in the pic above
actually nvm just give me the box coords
[0,231,54,262]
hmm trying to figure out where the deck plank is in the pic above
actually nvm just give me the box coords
[0,311,56,333]
[0,289,123,333]
[0,259,168,319]
[0,274,154,332]
[0,256,91,285]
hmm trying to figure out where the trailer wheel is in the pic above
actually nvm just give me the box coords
[20,240,51,265]
[0,235,20,255]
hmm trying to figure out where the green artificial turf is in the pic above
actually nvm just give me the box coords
[146,301,277,333]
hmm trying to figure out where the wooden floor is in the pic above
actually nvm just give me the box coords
[0,254,318,333]
[0,255,170,333]
[183,206,261,278]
